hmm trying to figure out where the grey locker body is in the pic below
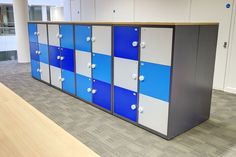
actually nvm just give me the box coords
[28,21,218,140]
[168,25,219,139]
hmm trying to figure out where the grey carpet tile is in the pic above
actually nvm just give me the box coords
[0,61,235,157]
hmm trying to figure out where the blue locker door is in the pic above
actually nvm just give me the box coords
[28,23,38,43]
[61,48,74,72]
[31,59,40,80]
[92,79,111,111]
[75,25,91,52]
[49,46,61,68]
[30,42,39,61]
[114,86,137,122]
[92,53,111,84]
[60,24,74,49]
[39,44,49,64]
[139,61,171,102]
[62,69,75,95]
[114,26,139,61]
[76,74,92,102]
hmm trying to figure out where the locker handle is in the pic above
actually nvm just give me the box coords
[87,63,92,68]
[36,32,40,36]
[87,88,92,93]
[36,68,40,72]
[57,56,61,60]
[91,37,96,42]
[91,89,97,94]
[132,41,138,47]
[140,42,146,48]
[91,64,96,69]
[139,75,145,82]
[138,107,144,113]
[86,37,91,42]
[37,51,41,55]
[61,78,65,82]
[57,34,63,38]
[34,32,37,35]
[35,50,38,54]
[60,56,64,61]
[131,104,137,110]
[132,74,137,80]
[58,77,61,81]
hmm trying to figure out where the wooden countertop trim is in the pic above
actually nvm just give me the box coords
[28,21,219,26]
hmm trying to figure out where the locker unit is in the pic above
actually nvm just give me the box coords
[75,25,112,111]
[48,24,75,95]
[114,26,139,121]
[28,22,218,140]
[28,23,50,83]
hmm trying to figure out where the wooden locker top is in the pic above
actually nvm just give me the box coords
[29,21,219,26]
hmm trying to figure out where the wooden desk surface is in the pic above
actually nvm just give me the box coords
[0,83,99,157]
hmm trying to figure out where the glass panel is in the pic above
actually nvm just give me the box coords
[0,5,15,36]
[29,6,42,21]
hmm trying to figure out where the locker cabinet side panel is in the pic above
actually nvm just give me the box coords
[168,26,199,139]
[195,26,218,122]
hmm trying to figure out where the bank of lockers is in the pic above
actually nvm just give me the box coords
[28,22,218,139]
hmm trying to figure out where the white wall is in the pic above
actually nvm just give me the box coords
[225,2,236,94]
[0,36,16,51]
[134,0,191,22]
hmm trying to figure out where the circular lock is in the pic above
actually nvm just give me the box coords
[87,88,92,93]
[139,75,145,82]
[132,41,138,47]
[131,104,137,110]
[86,37,91,42]
[91,64,96,69]
[92,89,97,94]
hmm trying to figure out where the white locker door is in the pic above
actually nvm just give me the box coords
[50,65,62,89]
[140,27,173,65]
[113,0,134,22]
[48,24,60,47]
[76,50,91,77]
[71,0,81,21]
[95,0,113,21]
[37,24,47,45]
[138,94,169,135]
[40,62,50,83]
[80,0,95,22]
[190,0,234,90]
[92,26,112,55]
[114,57,138,92]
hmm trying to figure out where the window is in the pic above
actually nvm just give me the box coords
[29,6,42,21]
[0,5,15,35]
